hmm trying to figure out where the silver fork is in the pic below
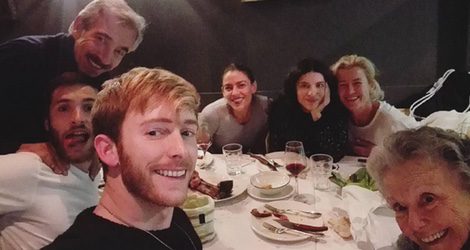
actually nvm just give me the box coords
[262,222,320,241]
[264,204,322,219]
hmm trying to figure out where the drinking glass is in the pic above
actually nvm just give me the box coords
[196,124,212,159]
[311,154,333,190]
[284,141,313,203]
[222,143,243,175]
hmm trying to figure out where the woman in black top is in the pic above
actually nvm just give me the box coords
[268,58,348,161]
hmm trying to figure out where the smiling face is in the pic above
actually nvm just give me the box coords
[336,67,373,114]
[382,159,470,250]
[296,71,327,112]
[221,70,257,115]
[117,100,198,207]
[72,11,137,77]
[48,84,97,164]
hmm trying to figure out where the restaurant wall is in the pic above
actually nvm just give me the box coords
[1,0,464,108]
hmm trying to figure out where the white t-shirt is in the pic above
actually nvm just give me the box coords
[0,152,102,250]
[349,101,418,147]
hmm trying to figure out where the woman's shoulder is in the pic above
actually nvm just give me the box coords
[269,96,293,115]
[201,98,228,115]
[378,101,418,127]
[253,94,272,112]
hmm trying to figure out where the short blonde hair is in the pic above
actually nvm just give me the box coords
[331,54,384,101]
[92,67,200,142]
[69,0,146,51]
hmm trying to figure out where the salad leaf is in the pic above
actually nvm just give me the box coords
[329,167,377,191]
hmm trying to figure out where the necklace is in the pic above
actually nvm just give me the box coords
[100,204,197,250]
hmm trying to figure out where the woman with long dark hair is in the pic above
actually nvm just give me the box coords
[268,58,348,161]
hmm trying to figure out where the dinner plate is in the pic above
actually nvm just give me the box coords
[247,184,294,201]
[196,167,249,203]
[251,200,324,242]
[196,151,214,168]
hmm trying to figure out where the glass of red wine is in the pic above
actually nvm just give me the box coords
[284,141,313,203]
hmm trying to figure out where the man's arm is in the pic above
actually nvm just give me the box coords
[18,143,102,180]
[0,153,41,214]
[18,143,69,175]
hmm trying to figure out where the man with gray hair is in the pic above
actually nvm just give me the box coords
[0,0,146,159]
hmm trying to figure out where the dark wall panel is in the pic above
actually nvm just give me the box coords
[0,0,451,108]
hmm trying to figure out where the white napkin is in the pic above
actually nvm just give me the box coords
[341,185,401,250]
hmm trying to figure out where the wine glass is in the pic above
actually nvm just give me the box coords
[196,124,212,159]
[284,141,314,204]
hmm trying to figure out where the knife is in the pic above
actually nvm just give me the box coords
[264,204,322,219]
[274,219,328,232]
[262,222,321,240]
[248,153,277,171]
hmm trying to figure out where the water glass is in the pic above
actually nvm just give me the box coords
[310,154,333,190]
[222,143,243,175]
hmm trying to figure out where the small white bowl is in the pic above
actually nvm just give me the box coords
[250,171,290,196]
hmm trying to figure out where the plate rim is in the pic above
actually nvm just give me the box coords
[196,167,249,203]
[247,184,294,201]
[196,151,214,167]
[251,200,317,242]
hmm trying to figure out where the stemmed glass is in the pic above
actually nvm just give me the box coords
[284,141,314,203]
[196,124,212,159]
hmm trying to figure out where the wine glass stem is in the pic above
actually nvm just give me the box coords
[294,176,299,196]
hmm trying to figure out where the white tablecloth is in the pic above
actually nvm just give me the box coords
[200,154,400,250]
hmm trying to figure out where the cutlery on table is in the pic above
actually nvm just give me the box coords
[271,160,283,168]
[274,219,328,233]
[262,222,321,241]
[248,153,278,171]
[264,204,322,219]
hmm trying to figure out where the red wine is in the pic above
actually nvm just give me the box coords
[286,163,306,177]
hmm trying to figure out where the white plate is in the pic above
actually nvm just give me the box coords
[196,151,214,168]
[247,184,294,201]
[251,200,324,242]
[196,167,249,203]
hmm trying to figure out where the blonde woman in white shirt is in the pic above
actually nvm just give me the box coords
[331,55,418,156]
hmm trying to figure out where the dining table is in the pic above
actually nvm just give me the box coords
[193,152,401,250]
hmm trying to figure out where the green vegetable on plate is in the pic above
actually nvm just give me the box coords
[329,167,377,191]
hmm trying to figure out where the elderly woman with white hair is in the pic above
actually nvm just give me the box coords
[367,126,470,250]
[331,55,418,156]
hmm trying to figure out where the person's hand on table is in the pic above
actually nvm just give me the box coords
[18,142,69,175]
[310,84,330,121]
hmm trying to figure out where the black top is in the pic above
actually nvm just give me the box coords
[0,33,107,154]
[43,206,203,250]
[267,95,348,162]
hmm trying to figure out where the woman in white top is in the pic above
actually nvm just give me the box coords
[331,55,418,156]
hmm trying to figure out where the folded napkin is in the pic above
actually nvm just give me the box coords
[341,185,401,250]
